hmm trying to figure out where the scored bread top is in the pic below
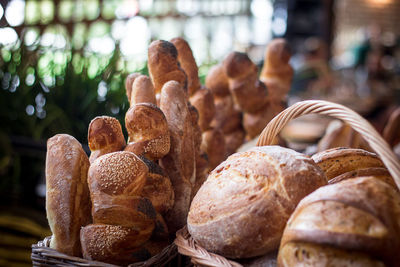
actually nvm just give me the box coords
[88,116,126,151]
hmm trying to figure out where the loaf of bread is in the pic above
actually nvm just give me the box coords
[201,128,226,171]
[224,128,245,156]
[312,147,384,181]
[278,176,400,266]
[125,73,141,103]
[223,52,269,113]
[189,86,216,132]
[188,146,327,259]
[88,116,126,163]
[81,151,157,264]
[205,63,230,97]
[383,107,400,148]
[260,38,293,102]
[243,103,279,140]
[210,95,242,134]
[159,80,195,233]
[129,75,157,106]
[46,134,91,256]
[124,103,170,161]
[148,40,187,94]
[170,37,201,96]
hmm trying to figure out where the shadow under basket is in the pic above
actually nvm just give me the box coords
[32,236,191,267]
[174,100,400,267]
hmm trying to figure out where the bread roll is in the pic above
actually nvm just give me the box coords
[312,147,384,181]
[224,128,245,156]
[210,95,242,134]
[189,86,216,132]
[383,107,400,147]
[88,116,126,163]
[260,38,293,102]
[223,52,269,113]
[159,81,195,233]
[170,37,201,96]
[80,224,152,265]
[201,128,226,171]
[243,103,279,140]
[205,63,230,97]
[125,73,141,103]
[148,40,187,94]
[188,146,327,259]
[278,176,400,266]
[124,103,170,161]
[46,134,91,256]
[129,75,156,106]
[328,167,396,189]
[139,155,174,215]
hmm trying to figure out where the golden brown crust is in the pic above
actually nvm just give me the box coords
[125,73,141,103]
[312,147,384,181]
[125,103,170,160]
[205,64,230,97]
[328,167,396,189]
[224,128,245,156]
[129,75,156,106]
[383,107,400,147]
[189,86,216,132]
[170,37,201,96]
[80,224,153,265]
[159,80,195,233]
[46,134,91,256]
[278,177,400,266]
[88,116,126,164]
[260,38,293,102]
[188,146,327,259]
[139,156,175,215]
[223,52,269,113]
[210,95,242,134]
[201,128,227,171]
[243,103,279,140]
[147,40,187,94]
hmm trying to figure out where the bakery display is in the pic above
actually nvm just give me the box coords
[187,146,327,259]
[45,134,91,256]
[278,176,400,267]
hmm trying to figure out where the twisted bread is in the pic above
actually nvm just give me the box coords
[205,63,230,97]
[88,116,126,163]
[210,95,242,134]
[46,134,91,256]
[189,86,216,132]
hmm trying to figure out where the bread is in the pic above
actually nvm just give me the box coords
[383,107,400,147]
[189,86,216,132]
[129,75,156,106]
[243,103,278,140]
[224,128,245,156]
[147,40,187,94]
[80,224,153,265]
[312,147,384,181]
[125,73,141,103]
[88,116,126,163]
[170,37,201,96]
[139,155,174,215]
[159,80,195,233]
[328,167,396,189]
[45,134,91,256]
[223,52,269,113]
[278,176,400,266]
[260,38,293,102]
[124,103,170,161]
[205,63,230,97]
[210,95,242,134]
[201,128,226,171]
[188,146,327,259]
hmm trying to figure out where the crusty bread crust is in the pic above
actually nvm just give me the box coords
[46,134,91,256]
[129,75,157,106]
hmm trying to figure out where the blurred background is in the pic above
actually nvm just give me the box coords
[0,0,399,265]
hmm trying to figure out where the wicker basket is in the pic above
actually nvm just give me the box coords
[174,100,400,267]
[32,235,190,266]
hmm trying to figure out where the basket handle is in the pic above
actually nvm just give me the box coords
[256,100,400,190]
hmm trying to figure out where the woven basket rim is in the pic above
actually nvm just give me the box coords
[174,99,400,267]
[32,235,178,267]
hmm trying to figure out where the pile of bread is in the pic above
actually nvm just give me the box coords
[188,144,400,266]
[44,37,294,265]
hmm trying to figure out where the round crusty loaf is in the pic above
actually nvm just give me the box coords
[278,176,400,266]
[188,146,327,259]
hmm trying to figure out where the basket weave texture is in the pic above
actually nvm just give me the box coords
[31,236,185,267]
[174,100,400,267]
